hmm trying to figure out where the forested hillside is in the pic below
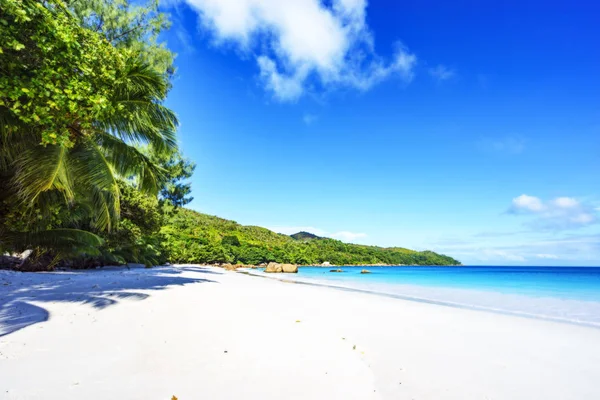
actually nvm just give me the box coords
[160,209,461,266]
[290,231,321,241]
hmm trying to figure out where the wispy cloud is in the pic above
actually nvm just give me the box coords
[303,113,318,125]
[166,0,196,53]
[330,231,367,241]
[267,226,367,243]
[473,231,526,238]
[431,233,600,265]
[175,27,196,53]
[479,249,526,262]
[536,253,559,259]
[478,136,526,154]
[179,0,417,101]
[429,64,455,81]
[508,194,598,230]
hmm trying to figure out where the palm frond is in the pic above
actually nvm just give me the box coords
[95,131,166,194]
[96,58,178,153]
[12,144,74,204]
[3,228,103,255]
[87,185,119,232]
[115,61,170,100]
[0,108,33,170]
[70,139,121,231]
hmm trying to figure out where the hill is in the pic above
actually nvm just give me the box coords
[160,209,461,266]
[290,231,321,241]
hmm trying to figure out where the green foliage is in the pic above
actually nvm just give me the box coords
[221,235,241,247]
[1,58,177,232]
[95,180,166,267]
[4,228,103,256]
[144,146,196,207]
[67,0,175,79]
[0,0,125,146]
[160,209,461,266]
[0,0,179,270]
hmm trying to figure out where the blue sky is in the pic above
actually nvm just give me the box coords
[160,0,600,265]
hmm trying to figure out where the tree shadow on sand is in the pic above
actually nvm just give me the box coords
[0,265,218,337]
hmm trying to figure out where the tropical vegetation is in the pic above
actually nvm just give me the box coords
[161,210,461,266]
[0,0,180,269]
[0,0,460,270]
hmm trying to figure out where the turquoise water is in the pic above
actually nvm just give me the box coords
[253,266,600,327]
[298,266,600,301]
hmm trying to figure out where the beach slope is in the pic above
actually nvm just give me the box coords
[1,265,599,399]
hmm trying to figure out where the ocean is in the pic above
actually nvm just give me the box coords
[252,266,600,327]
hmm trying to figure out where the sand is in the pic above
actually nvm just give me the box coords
[1,265,600,399]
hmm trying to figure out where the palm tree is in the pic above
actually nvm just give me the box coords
[0,59,178,268]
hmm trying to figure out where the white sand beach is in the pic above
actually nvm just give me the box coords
[1,265,600,400]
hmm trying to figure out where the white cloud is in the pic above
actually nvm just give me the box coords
[430,231,600,265]
[257,56,306,101]
[429,64,455,81]
[182,0,417,100]
[536,254,559,259]
[511,194,545,212]
[508,194,598,230]
[330,231,368,241]
[267,226,367,243]
[303,113,318,125]
[552,197,579,209]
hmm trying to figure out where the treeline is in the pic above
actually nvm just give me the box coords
[161,209,461,266]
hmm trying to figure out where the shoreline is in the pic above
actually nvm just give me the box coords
[241,269,600,329]
[2,264,600,399]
